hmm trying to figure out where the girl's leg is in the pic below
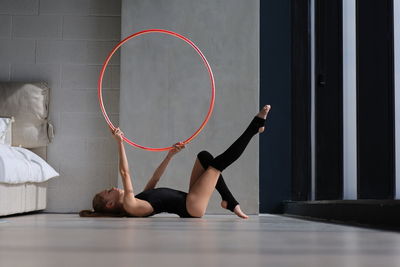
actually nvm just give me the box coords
[195,150,239,212]
[186,167,221,217]
[194,151,249,218]
[186,105,270,217]
[188,158,205,191]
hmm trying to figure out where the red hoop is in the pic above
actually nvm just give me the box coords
[98,29,216,151]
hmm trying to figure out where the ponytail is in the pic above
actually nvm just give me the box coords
[79,209,127,217]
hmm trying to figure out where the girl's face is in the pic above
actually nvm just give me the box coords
[99,187,123,204]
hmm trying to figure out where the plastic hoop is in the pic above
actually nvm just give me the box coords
[98,29,215,151]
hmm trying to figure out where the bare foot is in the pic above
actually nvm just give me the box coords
[221,200,249,219]
[257,105,271,133]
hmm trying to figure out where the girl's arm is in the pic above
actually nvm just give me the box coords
[143,142,185,191]
[113,128,164,217]
[113,128,137,206]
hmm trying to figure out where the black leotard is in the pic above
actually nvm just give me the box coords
[135,187,194,218]
[134,116,266,219]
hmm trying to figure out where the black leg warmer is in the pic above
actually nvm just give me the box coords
[209,116,266,172]
[197,150,239,212]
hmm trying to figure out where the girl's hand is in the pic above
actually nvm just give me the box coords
[167,142,185,158]
[112,127,124,143]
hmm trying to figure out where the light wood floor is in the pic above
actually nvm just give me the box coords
[0,213,399,267]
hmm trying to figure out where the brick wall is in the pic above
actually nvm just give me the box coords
[0,0,121,212]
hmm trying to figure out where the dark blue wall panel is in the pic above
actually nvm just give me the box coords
[260,0,292,213]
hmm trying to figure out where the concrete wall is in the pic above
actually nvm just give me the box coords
[0,0,121,212]
[120,0,260,214]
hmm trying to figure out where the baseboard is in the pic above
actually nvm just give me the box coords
[283,200,400,229]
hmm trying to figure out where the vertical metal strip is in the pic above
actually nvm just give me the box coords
[394,0,400,199]
[343,0,357,199]
[310,0,316,200]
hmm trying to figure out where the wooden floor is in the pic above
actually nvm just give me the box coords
[1,213,400,267]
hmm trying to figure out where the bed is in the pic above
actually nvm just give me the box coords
[0,82,58,216]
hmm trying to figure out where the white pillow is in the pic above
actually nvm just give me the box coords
[0,144,59,184]
[0,117,13,145]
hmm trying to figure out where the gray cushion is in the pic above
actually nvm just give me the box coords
[0,82,54,148]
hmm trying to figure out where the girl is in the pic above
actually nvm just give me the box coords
[80,105,271,219]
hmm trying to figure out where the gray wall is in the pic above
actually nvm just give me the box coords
[0,0,121,212]
[120,0,260,214]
